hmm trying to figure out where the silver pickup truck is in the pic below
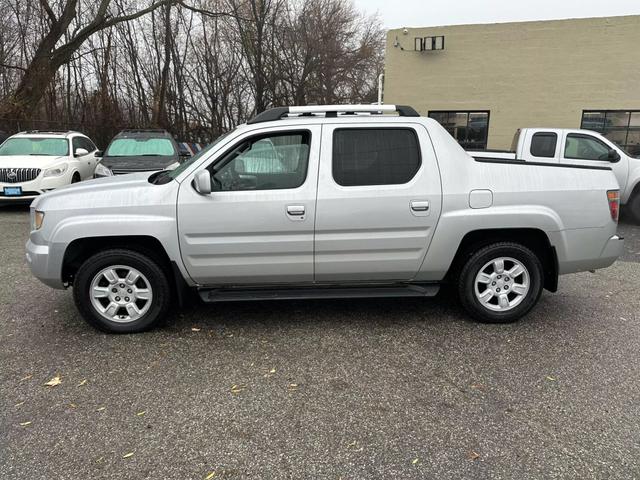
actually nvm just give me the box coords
[26,105,624,333]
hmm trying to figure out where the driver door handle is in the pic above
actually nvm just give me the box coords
[410,200,430,212]
[287,205,305,216]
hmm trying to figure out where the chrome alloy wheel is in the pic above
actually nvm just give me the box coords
[89,266,153,323]
[474,257,530,312]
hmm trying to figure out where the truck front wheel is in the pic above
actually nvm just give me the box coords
[458,242,544,323]
[73,249,171,333]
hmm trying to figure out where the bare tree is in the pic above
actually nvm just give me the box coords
[0,0,383,144]
[0,0,176,121]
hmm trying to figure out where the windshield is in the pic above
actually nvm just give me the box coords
[106,138,175,157]
[167,130,234,179]
[0,137,69,156]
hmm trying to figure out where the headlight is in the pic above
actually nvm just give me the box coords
[43,163,68,177]
[34,210,45,230]
[94,163,113,177]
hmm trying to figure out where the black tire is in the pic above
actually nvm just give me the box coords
[458,242,544,324]
[627,192,640,224]
[73,249,171,333]
[71,172,81,183]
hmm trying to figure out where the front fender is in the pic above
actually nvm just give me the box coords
[39,213,186,288]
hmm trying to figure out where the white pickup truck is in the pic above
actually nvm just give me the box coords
[469,128,640,222]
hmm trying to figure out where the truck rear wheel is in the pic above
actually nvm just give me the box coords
[73,249,171,333]
[458,242,544,323]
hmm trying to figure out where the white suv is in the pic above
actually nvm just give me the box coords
[0,130,99,203]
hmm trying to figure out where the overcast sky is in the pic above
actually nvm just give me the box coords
[352,0,640,28]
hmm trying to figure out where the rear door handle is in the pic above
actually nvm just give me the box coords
[287,205,305,216]
[410,200,430,212]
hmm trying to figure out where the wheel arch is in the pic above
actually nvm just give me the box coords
[444,228,558,292]
[61,235,190,304]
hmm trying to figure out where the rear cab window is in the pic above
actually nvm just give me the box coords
[530,132,558,158]
[332,128,422,186]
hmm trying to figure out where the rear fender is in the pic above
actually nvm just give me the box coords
[415,205,563,282]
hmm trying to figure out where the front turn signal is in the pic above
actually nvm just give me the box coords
[34,210,45,230]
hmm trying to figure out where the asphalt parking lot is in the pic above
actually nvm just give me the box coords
[1,205,639,480]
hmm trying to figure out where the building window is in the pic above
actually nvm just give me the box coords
[332,128,421,186]
[581,110,640,157]
[428,111,489,150]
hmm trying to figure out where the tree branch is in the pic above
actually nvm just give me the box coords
[0,62,27,72]
[38,0,58,24]
[177,1,245,21]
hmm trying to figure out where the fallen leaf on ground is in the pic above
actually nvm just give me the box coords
[15,401,25,407]
[44,376,61,387]
[69,403,77,408]
[77,379,87,387]
[191,327,201,332]
[96,407,106,412]
[412,458,419,464]
[122,452,134,459]
[230,384,246,394]
[468,450,480,461]
[269,368,276,374]
[136,411,146,416]
[20,375,33,382]
[205,472,216,479]
[546,376,556,381]
[19,421,32,426]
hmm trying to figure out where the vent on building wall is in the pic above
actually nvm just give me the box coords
[415,36,445,52]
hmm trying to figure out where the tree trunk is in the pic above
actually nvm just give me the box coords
[0,55,59,121]
[151,3,172,128]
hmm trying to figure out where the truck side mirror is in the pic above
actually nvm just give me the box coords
[193,170,212,195]
[608,149,621,163]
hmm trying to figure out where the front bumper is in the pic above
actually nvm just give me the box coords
[1,173,73,202]
[25,238,65,289]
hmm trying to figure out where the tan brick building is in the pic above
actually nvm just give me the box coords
[383,15,640,154]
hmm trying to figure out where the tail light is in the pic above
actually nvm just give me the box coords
[607,190,620,222]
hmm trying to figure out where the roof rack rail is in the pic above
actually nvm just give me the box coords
[21,130,75,134]
[119,128,168,133]
[247,104,420,125]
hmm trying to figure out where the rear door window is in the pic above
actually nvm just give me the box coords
[332,128,421,186]
[530,132,558,158]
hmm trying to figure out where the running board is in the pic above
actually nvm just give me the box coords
[198,284,440,303]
